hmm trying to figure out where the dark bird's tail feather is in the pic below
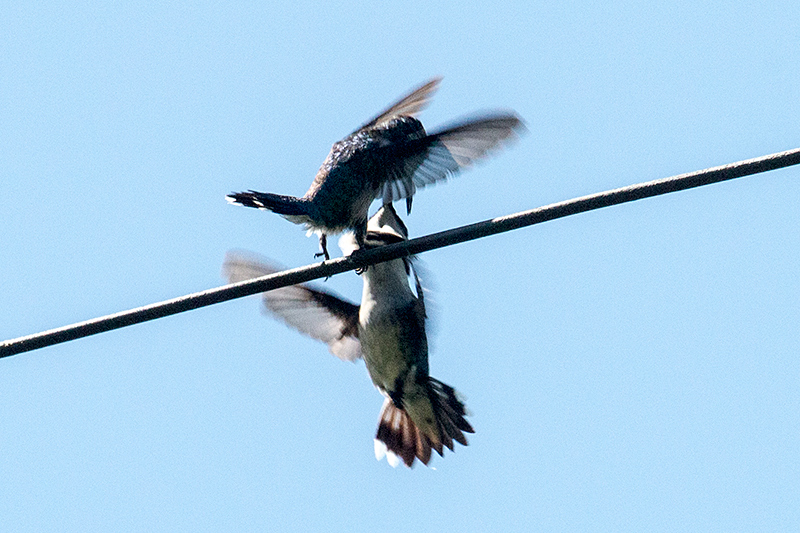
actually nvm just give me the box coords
[375,378,473,467]
[226,190,308,217]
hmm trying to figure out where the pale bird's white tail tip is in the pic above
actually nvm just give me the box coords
[374,439,401,468]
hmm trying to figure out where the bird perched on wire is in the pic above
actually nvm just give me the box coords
[227,77,524,260]
[223,205,473,467]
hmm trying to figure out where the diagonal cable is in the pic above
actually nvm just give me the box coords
[2,146,799,359]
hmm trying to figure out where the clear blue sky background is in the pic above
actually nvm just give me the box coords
[2,2,799,531]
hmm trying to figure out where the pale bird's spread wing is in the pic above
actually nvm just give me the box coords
[223,251,362,362]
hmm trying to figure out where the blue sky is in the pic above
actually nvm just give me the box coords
[2,2,799,531]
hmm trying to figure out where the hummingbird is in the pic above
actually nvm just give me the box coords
[223,205,473,467]
[227,77,523,260]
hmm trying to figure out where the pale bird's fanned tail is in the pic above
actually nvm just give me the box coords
[374,377,473,468]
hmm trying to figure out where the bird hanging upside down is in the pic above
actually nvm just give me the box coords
[223,205,473,467]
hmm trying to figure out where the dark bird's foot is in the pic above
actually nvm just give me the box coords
[348,247,369,275]
[315,235,331,261]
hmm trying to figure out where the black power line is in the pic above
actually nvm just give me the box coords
[2,146,799,359]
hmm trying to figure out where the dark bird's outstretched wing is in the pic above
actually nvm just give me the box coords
[223,251,362,362]
[379,113,525,205]
[356,77,442,132]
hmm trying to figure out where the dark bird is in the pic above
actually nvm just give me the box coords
[227,77,524,259]
[223,205,473,467]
